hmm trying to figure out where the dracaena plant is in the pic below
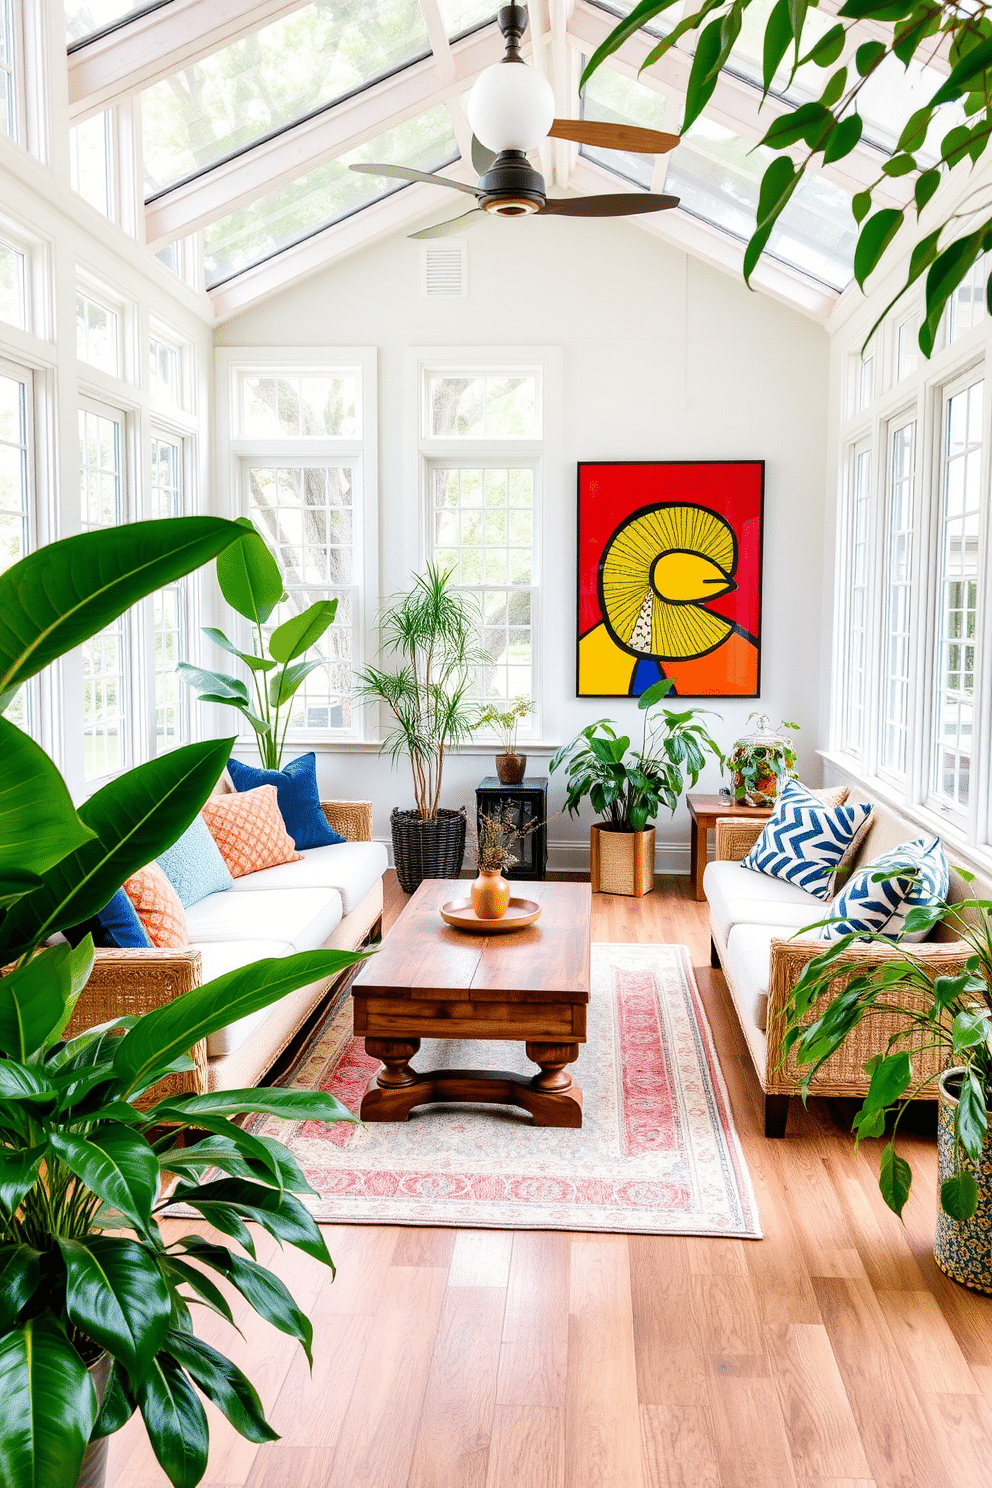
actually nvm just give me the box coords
[179,517,338,770]
[584,0,992,352]
[783,881,991,1222]
[0,518,367,1488]
[550,679,723,831]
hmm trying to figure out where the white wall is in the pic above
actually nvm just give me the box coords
[215,215,831,872]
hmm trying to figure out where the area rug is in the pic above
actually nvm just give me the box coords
[250,942,761,1238]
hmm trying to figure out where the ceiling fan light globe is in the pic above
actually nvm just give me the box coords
[467,62,555,153]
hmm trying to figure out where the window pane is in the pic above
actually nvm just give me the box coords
[0,369,33,733]
[151,434,188,753]
[842,445,872,758]
[240,372,359,437]
[880,422,915,778]
[65,0,172,45]
[436,0,496,36]
[203,106,457,288]
[70,112,113,219]
[430,375,538,437]
[79,407,127,778]
[896,315,919,382]
[149,337,180,404]
[0,0,17,142]
[0,239,25,329]
[579,66,667,190]
[141,0,430,192]
[947,256,987,345]
[76,291,120,377]
[932,380,983,812]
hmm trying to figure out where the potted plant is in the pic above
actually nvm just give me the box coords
[550,680,723,897]
[356,563,488,893]
[783,883,992,1293]
[478,697,535,784]
[469,806,541,919]
[0,517,367,1488]
[727,714,799,805]
[179,517,339,769]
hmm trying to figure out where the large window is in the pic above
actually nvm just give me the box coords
[76,287,120,377]
[149,433,189,754]
[0,238,26,330]
[0,0,18,143]
[79,404,128,779]
[879,419,915,780]
[841,442,872,759]
[0,363,34,734]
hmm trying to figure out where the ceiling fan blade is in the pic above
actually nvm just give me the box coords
[539,193,680,217]
[349,163,481,197]
[548,120,680,154]
[409,209,489,240]
[471,134,497,176]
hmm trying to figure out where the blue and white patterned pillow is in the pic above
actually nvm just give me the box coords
[819,836,949,943]
[741,779,874,902]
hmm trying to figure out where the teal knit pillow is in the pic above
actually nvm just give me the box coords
[157,814,233,908]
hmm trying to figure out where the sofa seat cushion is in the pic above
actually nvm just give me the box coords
[228,841,388,916]
[184,886,343,952]
[189,939,296,1057]
[704,860,826,946]
[725,923,816,1034]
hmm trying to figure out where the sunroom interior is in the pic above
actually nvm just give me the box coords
[2,0,992,1483]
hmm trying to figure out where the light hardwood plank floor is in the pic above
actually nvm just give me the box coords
[107,873,992,1488]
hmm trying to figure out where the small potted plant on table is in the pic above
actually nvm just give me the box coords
[478,696,535,784]
[727,714,799,805]
[551,680,723,897]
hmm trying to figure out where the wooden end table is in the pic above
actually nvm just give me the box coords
[686,792,773,902]
[351,879,591,1127]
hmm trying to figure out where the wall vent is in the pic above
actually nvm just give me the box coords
[421,240,467,298]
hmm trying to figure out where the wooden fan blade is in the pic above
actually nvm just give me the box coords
[548,120,680,154]
[539,193,679,217]
[349,163,481,196]
[471,134,497,176]
[409,209,488,239]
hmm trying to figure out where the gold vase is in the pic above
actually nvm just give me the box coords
[471,868,511,919]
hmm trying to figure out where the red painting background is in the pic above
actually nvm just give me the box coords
[578,462,763,641]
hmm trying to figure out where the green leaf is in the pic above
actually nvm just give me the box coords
[929,33,992,106]
[0,1245,41,1330]
[148,1087,354,1124]
[0,518,241,703]
[0,1148,45,1217]
[855,38,886,73]
[164,1332,278,1444]
[914,169,941,214]
[0,939,95,1062]
[268,658,321,709]
[862,1050,913,1111]
[882,152,917,177]
[202,627,275,672]
[177,1239,315,1364]
[268,600,337,663]
[823,113,863,163]
[878,1141,912,1218]
[681,16,724,132]
[60,1237,172,1384]
[951,1008,990,1053]
[176,663,250,707]
[852,190,873,224]
[169,1178,332,1267]
[855,208,904,288]
[579,0,684,88]
[899,105,932,153]
[920,232,985,352]
[113,949,367,1097]
[801,21,844,66]
[956,1073,987,1162]
[216,524,283,626]
[0,1315,97,1488]
[138,1355,209,1488]
[744,157,798,282]
[940,1169,979,1221]
[158,1256,235,1326]
[47,1124,159,1234]
[159,1133,317,1196]
[762,0,794,92]
[819,64,848,108]
[0,1062,54,1101]
[0,720,94,888]
[90,1361,137,1442]
[0,737,235,960]
[761,100,831,150]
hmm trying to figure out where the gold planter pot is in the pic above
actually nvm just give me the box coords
[589,824,655,897]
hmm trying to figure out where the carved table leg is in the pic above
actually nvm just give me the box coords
[522,1041,583,1127]
[526,1041,579,1091]
[367,1037,421,1087]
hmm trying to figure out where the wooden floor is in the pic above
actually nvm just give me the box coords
[108,873,992,1488]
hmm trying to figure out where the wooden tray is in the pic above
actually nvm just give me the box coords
[439,897,542,933]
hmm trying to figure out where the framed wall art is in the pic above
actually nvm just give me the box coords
[576,461,764,698]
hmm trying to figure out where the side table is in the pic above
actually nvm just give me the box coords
[686,792,772,902]
[475,776,548,880]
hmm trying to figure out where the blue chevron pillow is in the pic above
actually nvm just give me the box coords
[819,836,949,943]
[741,780,873,901]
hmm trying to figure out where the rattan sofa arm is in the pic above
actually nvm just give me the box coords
[714,818,766,861]
[321,799,373,843]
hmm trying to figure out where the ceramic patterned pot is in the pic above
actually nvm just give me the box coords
[471,868,511,919]
[934,1068,992,1295]
[78,1353,112,1488]
[496,753,527,784]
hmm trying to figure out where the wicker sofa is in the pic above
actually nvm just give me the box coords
[704,787,992,1136]
[66,800,385,1099]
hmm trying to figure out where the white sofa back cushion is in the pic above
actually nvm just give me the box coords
[226,841,388,916]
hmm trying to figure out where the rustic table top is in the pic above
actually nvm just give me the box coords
[686,793,774,818]
[351,878,591,1005]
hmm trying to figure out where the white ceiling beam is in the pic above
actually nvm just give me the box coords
[67,0,308,119]
[525,0,557,188]
[417,0,456,85]
[145,26,500,247]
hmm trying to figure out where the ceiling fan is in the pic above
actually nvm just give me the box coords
[349,3,680,240]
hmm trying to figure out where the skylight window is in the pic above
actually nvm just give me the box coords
[436,1,499,38]
[141,0,432,194]
[65,0,173,48]
[203,106,458,288]
[580,67,667,190]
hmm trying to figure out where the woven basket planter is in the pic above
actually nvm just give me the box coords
[391,807,467,894]
[935,1069,992,1295]
[589,824,655,897]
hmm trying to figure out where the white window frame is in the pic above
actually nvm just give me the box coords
[0,353,38,734]
[144,423,195,757]
[75,271,130,383]
[835,437,874,762]
[215,346,378,745]
[0,0,25,147]
[148,317,193,412]
[877,410,918,786]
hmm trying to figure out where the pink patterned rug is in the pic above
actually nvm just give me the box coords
[251,942,761,1237]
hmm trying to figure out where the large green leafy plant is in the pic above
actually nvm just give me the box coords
[179,518,337,770]
[584,0,992,349]
[550,680,723,830]
[0,518,366,1488]
[784,883,991,1220]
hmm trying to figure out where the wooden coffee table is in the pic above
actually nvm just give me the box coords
[351,879,591,1127]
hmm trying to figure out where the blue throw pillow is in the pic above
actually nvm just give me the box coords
[820,836,949,943]
[157,813,233,908]
[742,779,873,902]
[226,752,344,849]
[65,888,153,949]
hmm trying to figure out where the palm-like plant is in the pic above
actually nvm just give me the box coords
[355,563,487,821]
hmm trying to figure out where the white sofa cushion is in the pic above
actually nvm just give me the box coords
[184,886,343,953]
[227,841,388,916]
[724,923,817,1034]
[704,860,826,947]
[189,939,295,1057]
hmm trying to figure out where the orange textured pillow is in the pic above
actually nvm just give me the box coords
[123,861,188,948]
[200,784,302,879]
